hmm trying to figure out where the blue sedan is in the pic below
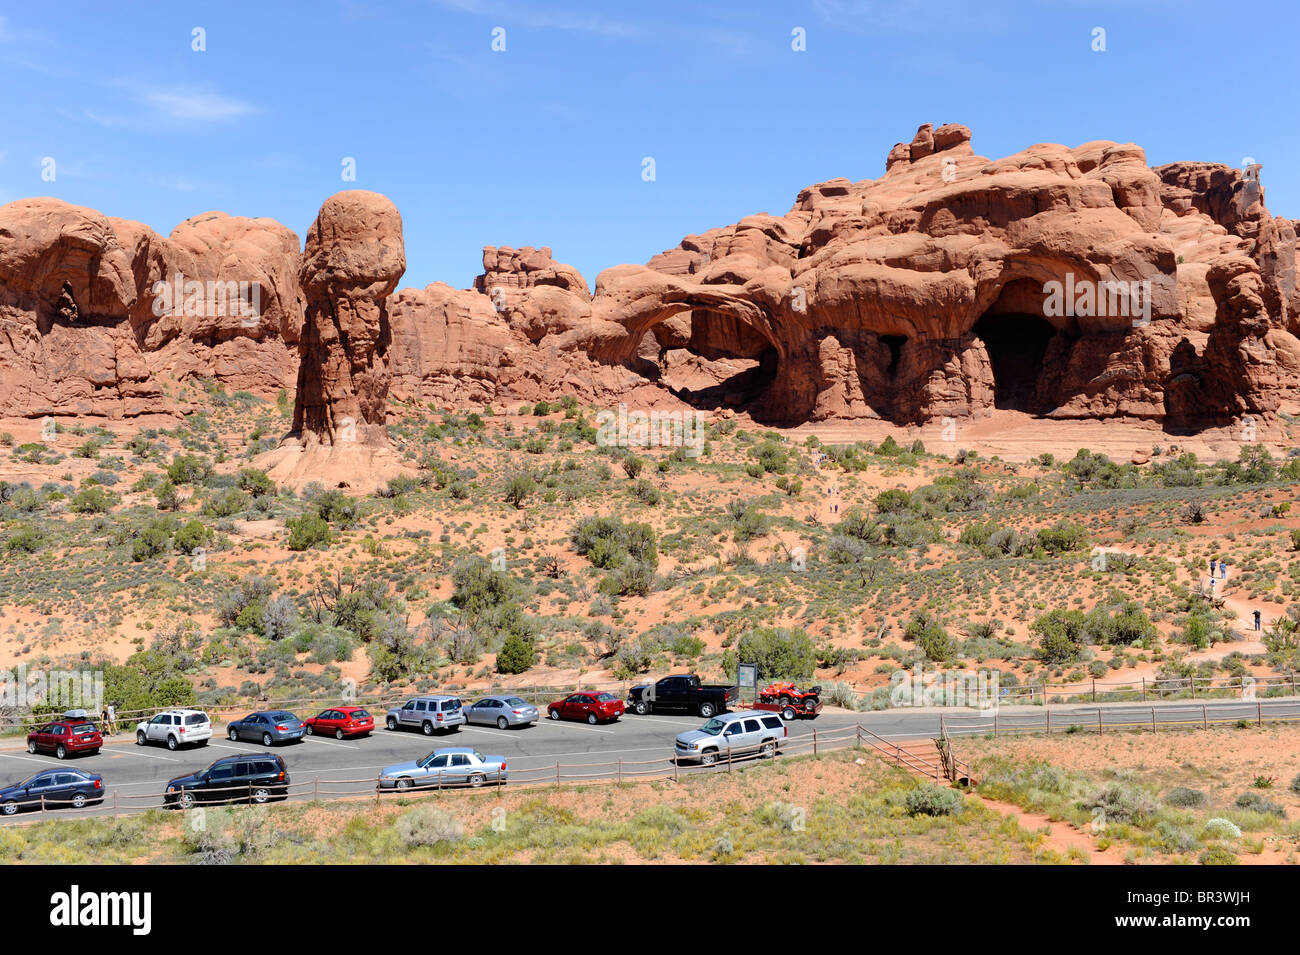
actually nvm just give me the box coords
[226,710,306,746]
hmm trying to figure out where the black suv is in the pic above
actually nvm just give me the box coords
[164,754,290,809]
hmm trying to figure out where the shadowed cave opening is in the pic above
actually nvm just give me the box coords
[972,312,1057,412]
[647,309,779,412]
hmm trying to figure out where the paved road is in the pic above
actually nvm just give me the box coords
[3,697,1298,820]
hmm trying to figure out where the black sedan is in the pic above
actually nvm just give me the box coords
[1,768,104,815]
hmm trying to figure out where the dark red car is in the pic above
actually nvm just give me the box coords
[303,706,374,739]
[27,720,103,759]
[547,692,624,725]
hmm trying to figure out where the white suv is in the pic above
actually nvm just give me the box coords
[135,709,213,751]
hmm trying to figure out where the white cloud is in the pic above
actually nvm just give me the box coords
[142,89,258,123]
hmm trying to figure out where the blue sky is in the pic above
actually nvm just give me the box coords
[1,0,1296,291]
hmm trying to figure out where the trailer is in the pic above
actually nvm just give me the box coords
[753,682,823,720]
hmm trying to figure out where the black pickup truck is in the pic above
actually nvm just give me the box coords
[626,674,738,718]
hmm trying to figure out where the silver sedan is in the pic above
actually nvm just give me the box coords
[463,696,539,729]
[379,748,508,789]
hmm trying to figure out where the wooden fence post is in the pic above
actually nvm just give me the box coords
[1151,707,1156,733]
[1202,705,1207,730]
[1141,677,1147,702]
[1097,708,1103,735]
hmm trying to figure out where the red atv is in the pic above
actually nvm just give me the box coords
[757,682,822,718]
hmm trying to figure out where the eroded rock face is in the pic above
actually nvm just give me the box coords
[0,199,303,419]
[290,190,406,448]
[438,123,1294,427]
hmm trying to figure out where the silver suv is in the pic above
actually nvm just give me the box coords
[386,696,465,735]
[674,710,786,765]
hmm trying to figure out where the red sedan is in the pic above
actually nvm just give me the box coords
[547,692,624,725]
[27,720,103,759]
[303,706,375,739]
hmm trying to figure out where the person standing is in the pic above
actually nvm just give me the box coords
[100,706,111,736]
[106,701,117,736]
[1209,558,1217,577]
[1220,561,1227,580]
[1254,609,1262,632]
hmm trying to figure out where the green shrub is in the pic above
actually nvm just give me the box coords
[495,632,536,674]
[286,513,332,551]
[1165,787,1207,808]
[734,627,816,681]
[904,611,955,662]
[1203,818,1242,839]
[904,784,963,816]
[396,806,464,847]
[1234,791,1285,816]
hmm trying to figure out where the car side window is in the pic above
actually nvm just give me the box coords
[430,755,449,768]
[151,714,165,724]
[209,763,235,781]
[724,722,741,736]
[762,716,783,729]
[403,700,415,710]
[743,719,761,733]
[451,754,469,767]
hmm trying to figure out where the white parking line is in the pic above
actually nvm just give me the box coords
[302,736,361,750]
[0,752,51,765]
[104,748,179,762]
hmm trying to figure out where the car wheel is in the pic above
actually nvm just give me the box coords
[251,788,271,804]
[396,778,412,791]
[634,700,649,715]
[56,745,67,760]
[71,792,87,809]
[228,728,239,741]
[177,792,195,811]
[305,724,314,736]
[548,709,560,720]
[386,716,398,731]
[261,733,273,747]
[136,731,147,746]
[166,736,178,751]
[782,706,797,721]
[335,728,346,740]
[1,801,17,816]
[804,697,819,711]
[27,740,38,754]
[468,773,485,788]
[496,717,509,730]
[779,695,791,706]
[422,721,433,736]
[761,741,776,759]
[587,712,598,725]
[701,751,718,766]
[699,702,716,718]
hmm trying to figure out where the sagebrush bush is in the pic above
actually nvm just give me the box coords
[904,784,963,816]
[396,806,464,848]
[1164,786,1207,808]
[1234,791,1285,816]
[1086,783,1157,823]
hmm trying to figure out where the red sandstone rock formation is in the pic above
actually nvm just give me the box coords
[3,124,1297,442]
[258,191,410,491]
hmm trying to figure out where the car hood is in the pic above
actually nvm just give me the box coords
[166,772,203,789]
[0,783,27,797]
[675,730,719,746]
[381,760,422,776]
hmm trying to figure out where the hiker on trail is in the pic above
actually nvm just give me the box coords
[1209,558,1217,577]
[1220,561,1227,579]
[100,706,111,736]
[1208,577,1216,594]
[106,702,117,735]
[1254,610,1262,632]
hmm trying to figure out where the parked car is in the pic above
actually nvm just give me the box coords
[164,754,290,809]
[0,769,104,815]
[27,719,102,759]
[385,696,465,735]
[673,710,787,765]
[134,709,212,751]
[303,706,374,739]
[226,711,306,746]
[627,674,738,717]
[463,696,539,729]
[378,748,507,790]
[547,691,624,724]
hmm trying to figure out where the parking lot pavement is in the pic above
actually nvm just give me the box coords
[5,698,1299,819]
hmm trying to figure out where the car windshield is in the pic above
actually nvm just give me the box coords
[594,693,618,702]
[697,718,726,736]
[269,712,296,721]
[185,714,208,725]
[71,723,97,734]
[504,697,528,707]
[351,709,370,719]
